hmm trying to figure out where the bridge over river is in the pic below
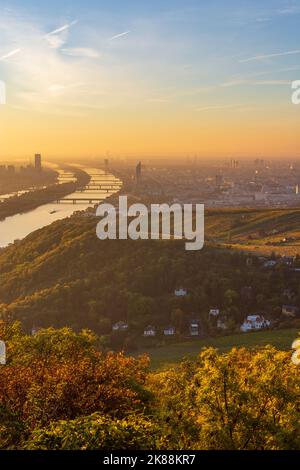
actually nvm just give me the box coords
[57,197,106,204]
[76,184,122,192]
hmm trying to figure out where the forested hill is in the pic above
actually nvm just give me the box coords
[1,208,300,338]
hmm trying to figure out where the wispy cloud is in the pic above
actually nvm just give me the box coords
[47,82,84,94]
[145,97,169,103]
[0,11,142,114]
[277,5,300,15]
[255,17,271,23]
[251,79,291,85]
[220,66,300,88]
[240,50,300,63]
[196,103,247,112]
[142,86,216,103]
[221,79,246,87]
[108,31,130,41]
[61,47,100,58]
[221,79,292,87]
[0,48,21,61]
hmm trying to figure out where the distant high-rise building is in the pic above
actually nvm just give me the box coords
[7,165,15,175]
[136,161,142,184]
[104,158,109,170]
[254,159,264,168]
[216,174,223,188]
[35,153,42,172]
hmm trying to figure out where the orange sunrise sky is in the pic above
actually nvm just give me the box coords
[0,0,300,159]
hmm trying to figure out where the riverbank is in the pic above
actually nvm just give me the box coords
[0,168,57,197]
[0,169,90,221]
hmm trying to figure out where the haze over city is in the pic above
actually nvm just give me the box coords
[0,0,300,159]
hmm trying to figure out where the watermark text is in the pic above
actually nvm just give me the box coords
[96,196,204,251]
[0,80,6,104]
[291,80,300,105]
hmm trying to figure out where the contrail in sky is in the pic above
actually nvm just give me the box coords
[108,31,130,41]
[0,48,21,61]
[46,20,78,37]
[240,49,300,63]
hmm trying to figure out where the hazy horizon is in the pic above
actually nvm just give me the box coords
[0,0,300,158]
[1,154,300,163]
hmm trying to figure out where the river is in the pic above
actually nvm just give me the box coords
[0,165,122,247]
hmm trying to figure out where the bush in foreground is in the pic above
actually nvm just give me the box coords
[0,321,299,450]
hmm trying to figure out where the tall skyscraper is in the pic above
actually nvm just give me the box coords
[7,165,15,175]
[136,161,142,184]
[216,174,223,188]
[35,154,42,172]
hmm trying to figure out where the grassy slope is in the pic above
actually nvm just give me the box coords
[205,208,300,256]
[138,328,299,370]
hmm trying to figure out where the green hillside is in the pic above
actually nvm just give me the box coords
[1,207,300,351]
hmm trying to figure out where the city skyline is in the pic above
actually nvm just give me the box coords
[0,0,300,158]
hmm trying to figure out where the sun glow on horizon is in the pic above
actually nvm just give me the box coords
[0,0,300,159]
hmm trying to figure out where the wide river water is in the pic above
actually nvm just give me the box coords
[0,165,122,247]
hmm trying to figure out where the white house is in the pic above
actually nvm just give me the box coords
[263,260,277,268]
[174,288,187,297]
[112,321,129,331]
[143,325,156,337]
[164,326,176,336]
[217,318,228,330]
[0,340,6,365]
[209,308,220,317]
[282,305,299,317]
[82,211,96,218]
[240,315,270,332]
[282,289,294,301]
[31,326,43,336]
[189,320,200,336]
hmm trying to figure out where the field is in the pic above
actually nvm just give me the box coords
[138,328,299,369]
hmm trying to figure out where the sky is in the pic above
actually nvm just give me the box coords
[0,0,300,160]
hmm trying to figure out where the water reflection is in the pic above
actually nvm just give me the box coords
[0,166,122,247]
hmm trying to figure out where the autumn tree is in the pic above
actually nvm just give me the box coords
[0,323,151,448]
[148,346,300,450]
